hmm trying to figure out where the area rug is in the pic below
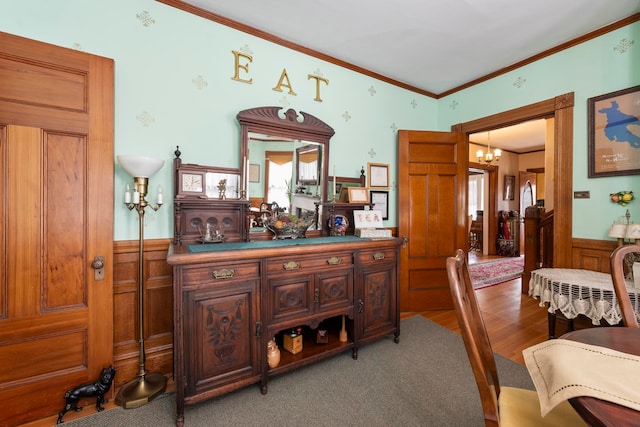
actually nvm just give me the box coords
[470,256,524,289]
[63,316,534,427]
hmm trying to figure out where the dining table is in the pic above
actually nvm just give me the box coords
[529,268,640,338]
[561,327,640,427]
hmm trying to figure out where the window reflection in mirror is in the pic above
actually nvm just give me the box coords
[296,145,321,186]
[248,134,324,229]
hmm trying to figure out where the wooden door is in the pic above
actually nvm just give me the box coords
[0,32,114,425]
[398,130,468,311]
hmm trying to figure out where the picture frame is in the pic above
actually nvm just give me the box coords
[348,187,370,204]
[368,162,389,188]
[338,187,350,202]
[588,84,640,178]
[370,190,389,220]
[504,175,515,201]
[249,163,260,183]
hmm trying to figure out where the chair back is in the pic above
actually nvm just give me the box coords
[610,245,640,328]
[446,249,501,426]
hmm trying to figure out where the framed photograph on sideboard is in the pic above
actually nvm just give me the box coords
[348,187,370,204]
[370,190,389,220]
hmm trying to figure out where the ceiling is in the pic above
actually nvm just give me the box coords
[470,119,547,154]
[174,0,640,152]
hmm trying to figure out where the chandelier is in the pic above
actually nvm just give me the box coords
[476,131,501,165]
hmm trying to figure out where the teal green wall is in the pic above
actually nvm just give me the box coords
[2,0,638,242]
[438,22,640,240]
[1,0,437,240]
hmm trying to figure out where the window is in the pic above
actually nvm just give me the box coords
[468,174,484,218]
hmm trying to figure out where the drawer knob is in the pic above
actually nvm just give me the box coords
[283,261,300,271]
[212,268,235,279]
[373,252,385,260]
[327,256,342,265]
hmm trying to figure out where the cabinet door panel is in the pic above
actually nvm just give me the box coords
[360,266,395,338]
[316,269,353,312]
[268,276,313,323]
[186,284,259,396]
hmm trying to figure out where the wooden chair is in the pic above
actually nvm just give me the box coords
[610,244,640,328]
[445,249,587,426]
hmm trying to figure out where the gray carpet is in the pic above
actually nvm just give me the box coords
[64,316,534,426]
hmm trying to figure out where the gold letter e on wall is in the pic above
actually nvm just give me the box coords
[272,69,297,95]
[231,50,253,84]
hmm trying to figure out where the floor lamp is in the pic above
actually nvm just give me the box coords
[115,155,167,409]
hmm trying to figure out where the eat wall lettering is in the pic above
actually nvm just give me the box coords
[231,50,329,102]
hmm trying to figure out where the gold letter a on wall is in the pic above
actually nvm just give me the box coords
[272,69,297,95]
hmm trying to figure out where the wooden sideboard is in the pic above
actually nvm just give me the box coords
[167,236,401,426]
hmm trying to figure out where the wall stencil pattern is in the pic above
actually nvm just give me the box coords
[137,10,155,27]
[614,38,634,53]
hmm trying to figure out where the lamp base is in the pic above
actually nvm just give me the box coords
[115,373,167,409]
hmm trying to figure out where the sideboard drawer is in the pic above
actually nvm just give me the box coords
[357,247,397,264]
[182,261,260,285]
[266,252,353,274]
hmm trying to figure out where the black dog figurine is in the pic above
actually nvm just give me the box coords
[57,365,116,424]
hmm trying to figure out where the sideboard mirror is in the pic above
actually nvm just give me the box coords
[238,107,334,235]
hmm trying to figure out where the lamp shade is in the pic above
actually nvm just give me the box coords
[626,223,640,240]
[608,223,627,239]
[117,155,164,178]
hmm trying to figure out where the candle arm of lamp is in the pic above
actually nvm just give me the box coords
[125,177,163,212]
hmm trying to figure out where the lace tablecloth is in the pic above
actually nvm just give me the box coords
[529,268,640,325]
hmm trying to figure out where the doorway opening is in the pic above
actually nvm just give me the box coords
[455,92,574,291]
[468,119,547,257]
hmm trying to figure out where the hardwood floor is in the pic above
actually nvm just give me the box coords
[402,253,550,366]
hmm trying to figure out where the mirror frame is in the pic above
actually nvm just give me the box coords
[238,106,334,203]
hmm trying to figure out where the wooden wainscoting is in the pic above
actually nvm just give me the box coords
[571,238,618,273]
[109,236,612,389]
[113,239,174,388]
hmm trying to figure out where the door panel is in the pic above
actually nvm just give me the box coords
[398,130,467,311]
[0,31,114,425]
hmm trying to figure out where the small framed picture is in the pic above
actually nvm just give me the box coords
[504,175,515,201]
[334,182,342,195]
[368,162,389,188]
[249,164,260,183]
[348,187,370,204]
[339,187,350,202]
[370,190,389,220]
